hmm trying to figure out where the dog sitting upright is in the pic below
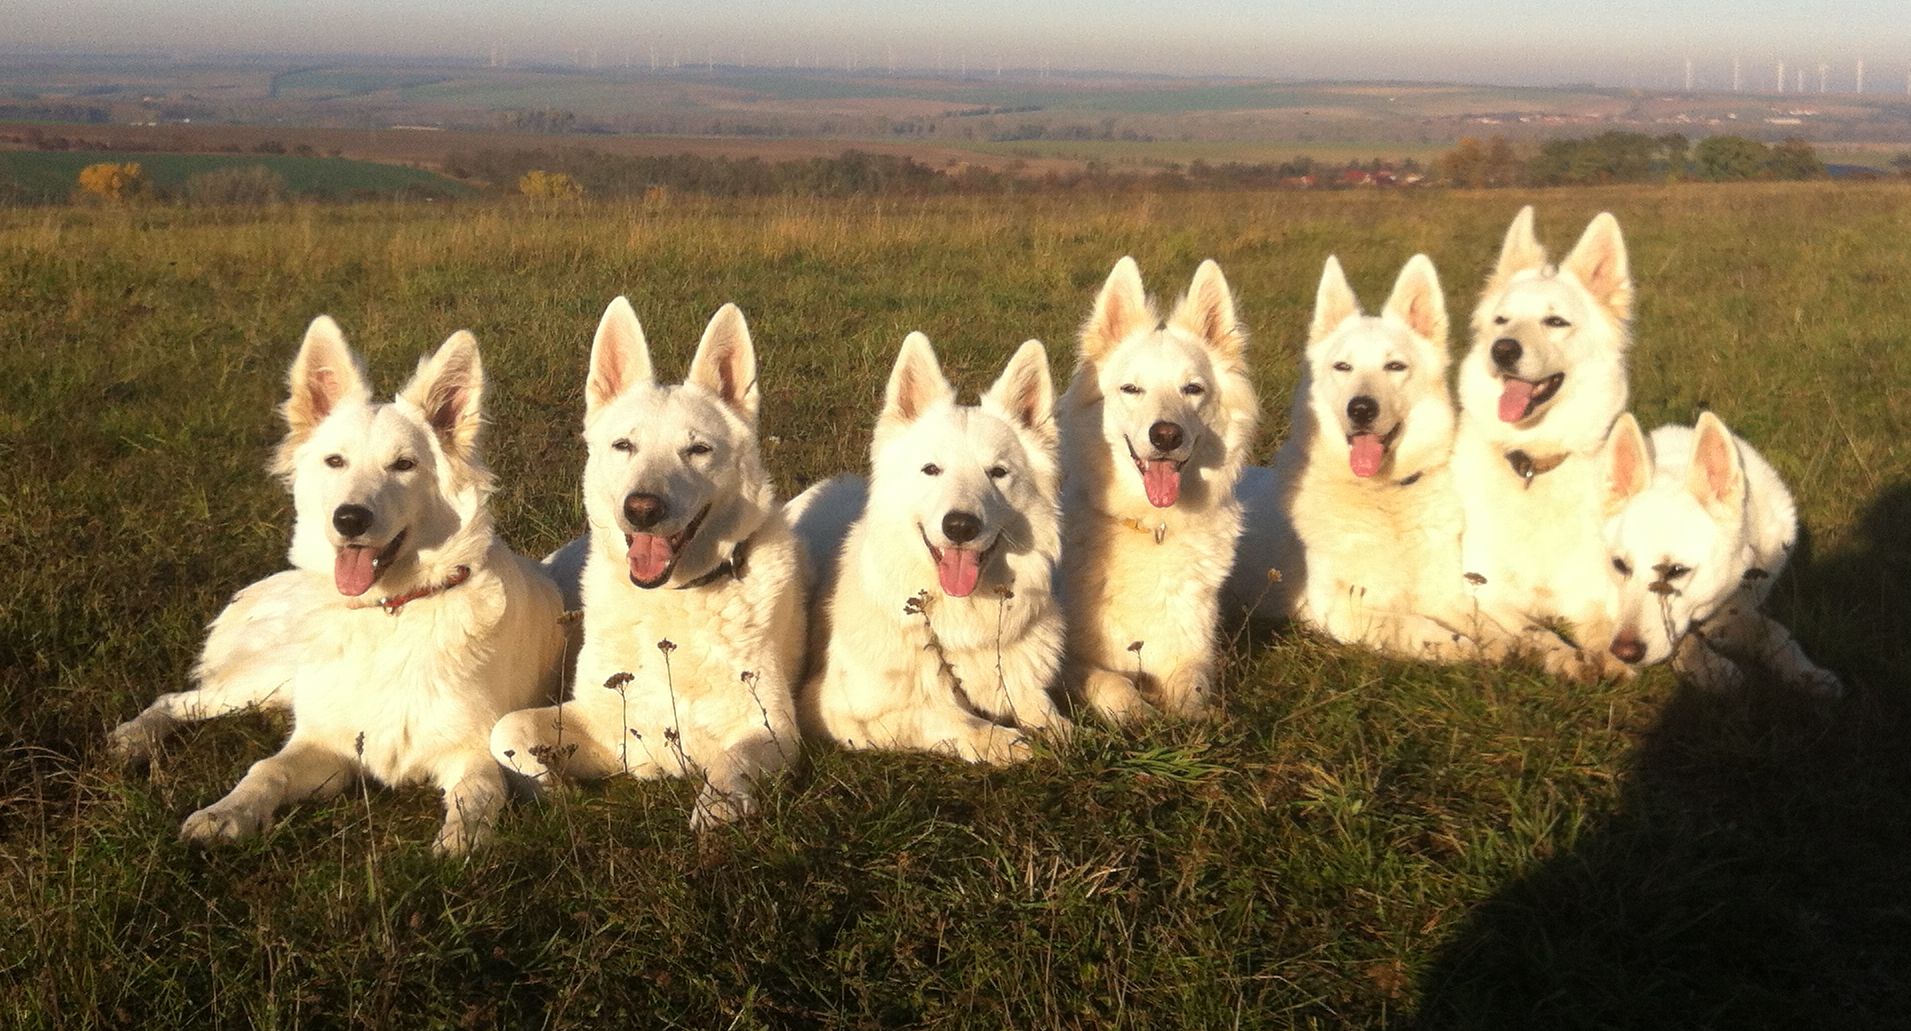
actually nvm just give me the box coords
[792,333,1067,763]
[1451,207,1634,658]
[1060,257,1258,721]
[1229,255,1594,673]
[490,297,806,830]
[110,319,567,855]
[1598,411,1842,696]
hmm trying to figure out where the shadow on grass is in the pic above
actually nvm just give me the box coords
[1415,481,1911,1028]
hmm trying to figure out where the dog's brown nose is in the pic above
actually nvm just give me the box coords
[624,492,667,530]
[1609,632,1646,665]
[1490,338,1522,370]
[1148,420,1184,453]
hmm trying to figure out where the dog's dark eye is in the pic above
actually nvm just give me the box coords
[1664,563,1690,579]
[1493,315,1509,326]
[1384,360,1407,372]
[1181,383,1206,397]
[324,455,345,469]
[1543,315,1571,328]
[611,439,634,453]
[1119,384,1143,396]
[1332,362,1352,372]
[987,465,1009,480]
[1612,557,1632,577]
[685,442,713,457]
[922,463,942,477]
[389,457,416,472]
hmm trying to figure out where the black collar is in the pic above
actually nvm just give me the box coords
[675,535,753,590]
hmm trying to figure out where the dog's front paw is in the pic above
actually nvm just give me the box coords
[108,715,172,769]
[689,783,756,832]
[1079,669,1150,725]
[1787,665,1845,700]
[1159,667,1215,718]
[432,816,494,858]
[179,803,269,845]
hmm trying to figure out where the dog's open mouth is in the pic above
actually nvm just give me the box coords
[1345,424,1402,479]
[335,530,407,597]
[1125,438,1187,509]
[1498,372,1565,423]
[920,527,999,599]
[626,504,710,589]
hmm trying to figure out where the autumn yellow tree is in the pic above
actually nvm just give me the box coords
[75,162,150,203]
[517,170,583,201]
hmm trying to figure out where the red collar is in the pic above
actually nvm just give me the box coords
[351,564,471,616]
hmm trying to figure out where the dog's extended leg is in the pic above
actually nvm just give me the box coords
[689,728,795,831]
[915,704,1031,765]
[489,694,646,784]
[1691,607,1843,698]
[434,754,509,856]
[1670,628,1749,692]
[178,738,353,845]
[110,577,310,765]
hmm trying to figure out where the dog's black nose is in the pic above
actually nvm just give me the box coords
[1148,420,1184,453]
[1490,337,1522,370]
[942,511,982,545]
[1609,633,1646,664]
[624,493,667,530]
[332,504,374,538]
[1346,395,1379,428]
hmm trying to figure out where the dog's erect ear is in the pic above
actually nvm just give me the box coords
[1686,411,1747,522]
[881,332,955,427]
[983,339,1056,440]
[1309,255,1362,344]
[1081,256,1152,362]
[1169,259,1245,360]
[1382,254,1448,347]
[1493,205,1547,279]
[687,303,759,424]
[1601,412,1653,515]
[1561,212,1633,321]
[284,315,371,438]
[586,296,653,415]
[401,330,485,459]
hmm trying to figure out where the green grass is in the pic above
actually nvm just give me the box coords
[2,185,1908,1027]
[0,151,473,203]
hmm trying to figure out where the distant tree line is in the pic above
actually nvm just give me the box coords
[445,147,1431,199]
[1437,132,1829,187]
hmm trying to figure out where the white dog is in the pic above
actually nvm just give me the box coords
[109,319,567,855]
[490,297,805,830]
[791,333,1066,763]
[1060,257,1258,721]
[1451,206,1634,659]
[1228,254,1584,666]
[1599,411,1842,696]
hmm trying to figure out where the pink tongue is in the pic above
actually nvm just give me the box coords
[1142,460,1182,508]
[936,547,983,597]
[1498,379,1537,423]
[1349,434,1385,477]
[627,533,676,585]
[334,546,377,597]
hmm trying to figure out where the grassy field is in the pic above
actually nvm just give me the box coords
[2,184,1907,1027]
[0,150,472,203]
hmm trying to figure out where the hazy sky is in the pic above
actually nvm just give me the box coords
[9,1,1908,87]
